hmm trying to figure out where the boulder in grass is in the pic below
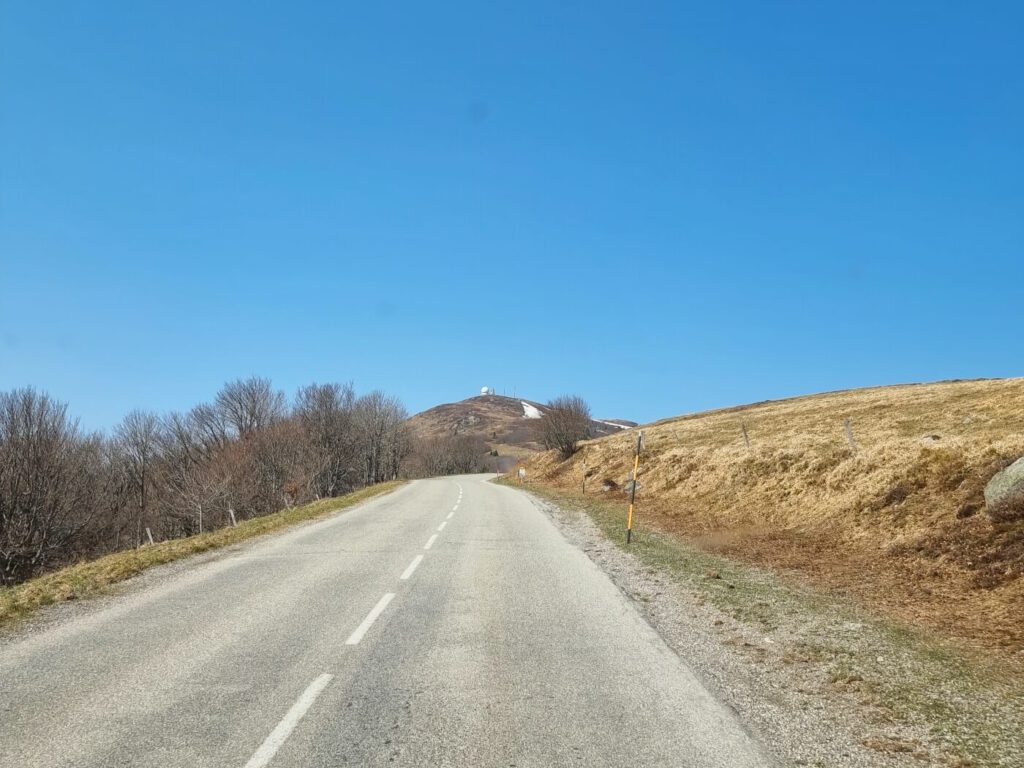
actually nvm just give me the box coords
[984,456,1024,522]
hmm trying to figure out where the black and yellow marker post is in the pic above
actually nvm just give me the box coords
[625,431,644,544]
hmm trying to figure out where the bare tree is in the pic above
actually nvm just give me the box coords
[189,402,231,451]
[354,391,410,484]
[215,377,286,439]
[0,388,101,584]
[157,408,231,536]
[535,395,592,459]
[162,406,225,466]
[246,419,315,511]
[295,382,358,497]
[114,410,160,546]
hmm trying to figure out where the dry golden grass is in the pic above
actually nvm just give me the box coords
[525,378,1024,654]
[0,481,404,627]
[489,442,537,460]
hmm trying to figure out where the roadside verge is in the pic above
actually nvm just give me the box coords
[511,479,1023,768]
[0,481,405,628]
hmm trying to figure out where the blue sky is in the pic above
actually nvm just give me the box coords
[2,2,1021,430]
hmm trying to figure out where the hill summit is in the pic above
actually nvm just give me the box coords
[407,394,635,459]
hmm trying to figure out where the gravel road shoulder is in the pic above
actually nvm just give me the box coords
[527,488,1023,768]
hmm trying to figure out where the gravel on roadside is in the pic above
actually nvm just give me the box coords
[530,491,1022,768]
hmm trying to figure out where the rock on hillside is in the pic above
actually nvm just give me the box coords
[985,456,1024,522]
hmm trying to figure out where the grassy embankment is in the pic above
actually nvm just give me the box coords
[0,481,405,627]
[522,378,1024,654]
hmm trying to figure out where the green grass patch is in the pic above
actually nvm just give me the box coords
[0,481,405,627]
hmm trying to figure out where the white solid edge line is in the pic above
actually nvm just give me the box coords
[345,593,395,645]
[446,511,454,520]
[424,534,438,550]
[243,673,333,768]
[400,554,423,580]
[437,521,447,532]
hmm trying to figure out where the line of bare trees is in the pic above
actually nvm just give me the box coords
[0,379,410,586]
[403,434,491,477]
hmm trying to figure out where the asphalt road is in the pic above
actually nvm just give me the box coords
[0,476,772,767]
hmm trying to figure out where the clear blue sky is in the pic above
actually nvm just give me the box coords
[2,2,1021,430]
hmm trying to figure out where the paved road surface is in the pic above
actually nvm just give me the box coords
[0,476,771,767]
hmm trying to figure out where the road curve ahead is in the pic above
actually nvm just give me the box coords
[0,476,771,767]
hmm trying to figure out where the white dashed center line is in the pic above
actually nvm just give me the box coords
[243,674,333,768]
[248,480,469,768]
[345,593,395,645]
[400,555,423,580]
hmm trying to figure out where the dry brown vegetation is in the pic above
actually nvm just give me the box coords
[523,378,1024,656]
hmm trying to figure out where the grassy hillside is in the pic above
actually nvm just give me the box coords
[523,378,1024,654]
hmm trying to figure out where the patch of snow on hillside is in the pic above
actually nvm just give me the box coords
[595,419,630,430]
[521,402,544,419]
